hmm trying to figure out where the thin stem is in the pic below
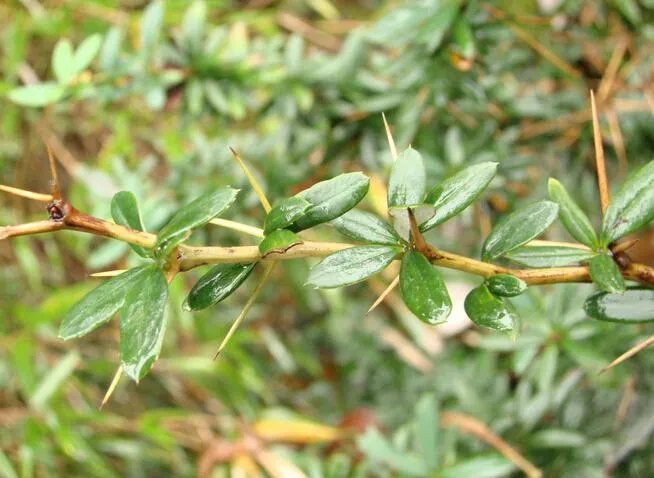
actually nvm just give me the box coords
[209,218,264,238]
[229,147,271,213]
[0,220,65,240]
[590,90,609,215]
[600,335,654,374]
[0,184,53,202]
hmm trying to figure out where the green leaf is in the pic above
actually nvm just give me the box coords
[99,27,122,71]
[505,245,595,267]
[140,0,164,55]
[52,39,75,84]
[588,253,626,294]
[464,285,519,333]
[482,200,559,261]
[584,287,654,323]
[452,19,476,59]
[120,266,168,381]
[400,250,452,325]
[290,172,370,231]
[181,0,207,53]
[7,82,65,107]
[259,229,302,258]
[388,148,425,208]
[414,394,439,471]
[155,187,239,256]
[357,428,426,476]
[548,178,597,247]
[185,263,255,311]
[29,350,80,411]
[59,266,150,340]
[111,191,150,257]
[421,162,497,231]
[307,245,399,289]
[530,429,586,448]
[485,274,526,297]
[601,161,654,245]
[331,209,400,245]
[441,454,515,478]
[72,34,103,74]
[264,197,311,234]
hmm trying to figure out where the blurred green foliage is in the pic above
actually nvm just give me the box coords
[1,0,654,476]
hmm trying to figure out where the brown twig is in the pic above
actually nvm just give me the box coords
[600,335,654,374]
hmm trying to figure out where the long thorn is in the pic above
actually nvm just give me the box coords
[590,90,609,215]
[99,366,123,410]
[0,184,53,202]
[209,218,264,238]
[599,335,654,374]
[367,275,399,314]
[214,262,276,359]
[90,269,128,277]
[229,147,272,213]
[47,144,61,199]
[382,112,398,161]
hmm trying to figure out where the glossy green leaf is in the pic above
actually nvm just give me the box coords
[601,161,654,245]
[482,201,559,261]
[421,162,497,231]
[185,263,255,311]
[59,266,150,340]
[290,172,370,231]
[259,229,302,257]
[588,253,626,294]
[505,246,595,267]
[120,266,168,381]
[485,274,526,297]
[156,187,239,255]
[7,82,65,107]
[388,148,425,208]
[464,285,519,332]
[111,191,150,257]
[331,209,400,245]
[400,250,452,325]
[264,197,311,234]
[72,34,102,74]
[307,245,399,289]
[52,39,75,84]
[548,178,597,247]
[584,287,654,323]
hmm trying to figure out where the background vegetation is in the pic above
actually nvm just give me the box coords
[1,0,654,476]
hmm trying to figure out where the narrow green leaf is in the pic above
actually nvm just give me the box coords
[120,266,168,381]
[464,285,519,332]
[584,287,654,323]
[307,245,399,289]
[111,191,150,257]
[290,172,370,231]
[444,127,464,165]
[59,266,150,340]
[388,148,425,208]
[415,394,440,471]
[72,34,102,74]
[530,429,586,448]
[505,246,595,267]
[181,0,207,53]
[400,250,452,325]
[601,161,654,245]
[357,428,427,476]
[588,253,626,294]
[331,209,400,245]
[485,274,526,297]
[7,82,65,107]
[52,39,75,84]
[548,178,598,247]
[482,200,559,261]
[29,351,80,411]
[140,0,164,55]
[259,229,302,257]
[452,19,476,59]
[421,162,497,231]
[441,454,515,478]
[99,27,122,71]
[264,197,311,234]
[156,187,239,255]
[185,263,255,311]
